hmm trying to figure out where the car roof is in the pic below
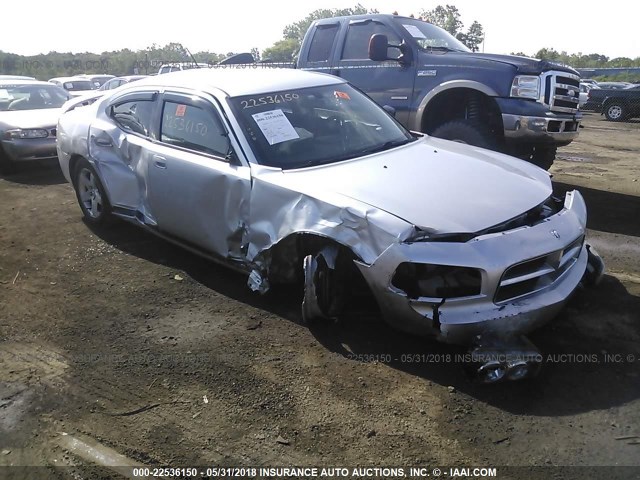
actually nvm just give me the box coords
[115,75,147,80]
[49,76,95,82]
[0,79,60,87]
[76,74,115,79]
[0,75,36,80]
[123,68,344,97]
[314,13,414,25]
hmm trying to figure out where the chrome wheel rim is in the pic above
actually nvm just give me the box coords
[78,168,103,219]
[608,105,622,119]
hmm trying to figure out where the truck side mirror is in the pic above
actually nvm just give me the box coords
[368,34,389,61]
[369,34,413,66]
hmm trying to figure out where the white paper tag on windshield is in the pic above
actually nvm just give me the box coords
[403,24,427,39]
[252,109,299,145]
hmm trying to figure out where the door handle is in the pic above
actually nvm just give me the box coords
[153,155,167,169]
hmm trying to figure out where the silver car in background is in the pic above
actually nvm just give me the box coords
[56,69,603,382]
[0,79,70,174]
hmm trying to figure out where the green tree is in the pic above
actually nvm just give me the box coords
[421,5,463,36]
[456,20,484,52]
[534,48,560,61]
[262,38,300,62]
[420,5,484,51]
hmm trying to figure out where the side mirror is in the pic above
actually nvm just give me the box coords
[369,34,389,61]
[397,41,414,65]
[382,105,396,116]
[369,34,413,66]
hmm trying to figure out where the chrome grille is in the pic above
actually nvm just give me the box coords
[541,71,580,113]
[495,235,584,303]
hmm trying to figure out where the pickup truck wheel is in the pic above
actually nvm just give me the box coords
[529,146,556,170]
[430,120,495,150]
[301,245,346,324]
[604,103,626,122]
[72,159,111,225]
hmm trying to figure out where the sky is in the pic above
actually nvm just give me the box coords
[1,0,638,60]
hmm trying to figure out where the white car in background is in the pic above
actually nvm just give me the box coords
[579,82,599,108]
[48,77,96,97]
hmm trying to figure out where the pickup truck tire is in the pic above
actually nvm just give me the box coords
[604,102,626,122]
[530,146,556,170]
[430,120,495,150]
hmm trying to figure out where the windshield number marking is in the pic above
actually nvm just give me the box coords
[241,93,299,109]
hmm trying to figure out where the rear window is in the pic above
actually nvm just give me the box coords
[62,80,95,91]
[307,24,339,62]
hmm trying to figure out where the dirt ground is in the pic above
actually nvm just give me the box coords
[1,113,639,479]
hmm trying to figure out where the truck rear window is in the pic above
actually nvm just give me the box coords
[307,24,339,62]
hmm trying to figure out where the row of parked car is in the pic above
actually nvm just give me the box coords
[0,75,133,173]
[49,74,148,95]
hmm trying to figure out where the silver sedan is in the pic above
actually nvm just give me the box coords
[0,79,70,174]
[56,69,604,382]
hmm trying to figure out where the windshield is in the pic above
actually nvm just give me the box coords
[0,83,70,111]
[229,83,415,169]
[396,18,470,52]
[61,80,95,91]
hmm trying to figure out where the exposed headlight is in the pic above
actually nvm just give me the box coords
[510,75,540,99]
[4,128,50,139]
[391,263,482,299]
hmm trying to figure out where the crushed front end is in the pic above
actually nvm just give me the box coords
[355,190,602,381]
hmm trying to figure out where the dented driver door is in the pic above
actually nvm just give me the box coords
[142,92,251,259]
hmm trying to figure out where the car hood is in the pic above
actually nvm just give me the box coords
[450,52,579,75]
[0,108,61,129]
[266,138,553,234]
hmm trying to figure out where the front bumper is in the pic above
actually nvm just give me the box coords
[1,137,58,163]
[496,97,581,147]
[501,113,581,146]
[355,191,590,345]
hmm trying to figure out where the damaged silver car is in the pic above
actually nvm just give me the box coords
[56,69,604,382]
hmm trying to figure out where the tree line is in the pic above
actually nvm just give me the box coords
[1,5,638,82]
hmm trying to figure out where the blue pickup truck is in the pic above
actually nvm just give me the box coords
[295,14,582,169]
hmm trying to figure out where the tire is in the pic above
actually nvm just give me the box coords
[430,120,495,150]
[529,146,556,170]
[301,245,346,324]
[509,145,556,170]
[72,158,111,225]
[604,102,626,122]
[0,149,17,175]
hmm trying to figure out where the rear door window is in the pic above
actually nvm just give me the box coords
[160,100,229,157]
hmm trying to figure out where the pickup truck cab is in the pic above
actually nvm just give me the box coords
[297,14,582,169]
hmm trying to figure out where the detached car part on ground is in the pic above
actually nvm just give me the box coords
[0,79,70,174]
[56,69,604,383]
